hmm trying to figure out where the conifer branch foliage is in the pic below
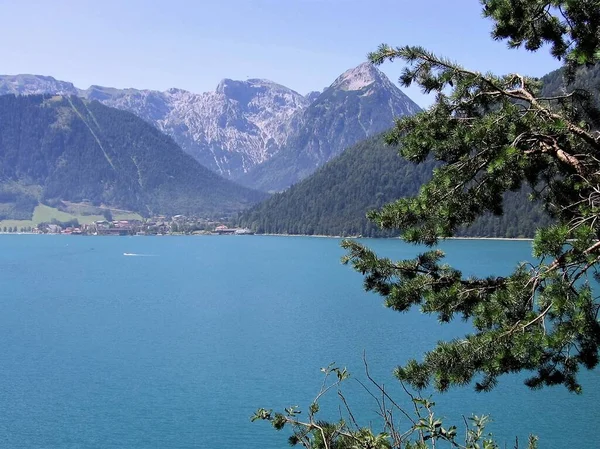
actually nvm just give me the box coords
[252,364,539,449]
[482,0,600,73]
[343,0,600,393]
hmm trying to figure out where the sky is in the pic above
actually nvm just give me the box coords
[0,0,562,107]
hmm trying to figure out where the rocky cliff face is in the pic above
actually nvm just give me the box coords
[0,63,420,189]
[0,75,309,179]
[0,74,79,96]
[237,62,422,191]
[83,79,309,178]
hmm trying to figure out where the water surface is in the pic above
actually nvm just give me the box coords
[0,236,595,448]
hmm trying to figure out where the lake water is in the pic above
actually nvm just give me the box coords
[0,235,597,448]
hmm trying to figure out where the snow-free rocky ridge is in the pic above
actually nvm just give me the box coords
[237,62,422,191]
[0,63,421,190]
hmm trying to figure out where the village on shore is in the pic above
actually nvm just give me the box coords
[0,215,253,236]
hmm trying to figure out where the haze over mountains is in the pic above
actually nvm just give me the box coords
[0,63,420,191]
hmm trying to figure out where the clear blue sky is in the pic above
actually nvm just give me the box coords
[0,0,561,107]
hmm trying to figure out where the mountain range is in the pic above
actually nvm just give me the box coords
[0,74,308,181]
[0,63,420,191]
[3,62,588,235]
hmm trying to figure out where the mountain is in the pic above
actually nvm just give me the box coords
[238,63,421,191]
[0,94,266,220]
[540,63,600,110]
[83,79,309,179]
[304,91,322,103]
[237,64,600,237]
[0,74,310,179]
[236,135,552,238]
[0,64,419,190]
[0,74,79,96]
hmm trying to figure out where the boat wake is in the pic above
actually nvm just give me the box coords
[123,253,154,257]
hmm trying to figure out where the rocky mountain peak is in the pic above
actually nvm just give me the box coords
[330,62,383,91]
[215,78,301,101]
[215,78,268,105]
[305,90,322,103]
[0,74,78,96]
[166,87,187,95]
[238,62,422,192]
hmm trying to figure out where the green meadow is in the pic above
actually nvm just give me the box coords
[0,204,143,230]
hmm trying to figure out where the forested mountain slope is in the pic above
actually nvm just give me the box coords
[237,135,551,237]
[0,95,266,219]
[540,63,600,100]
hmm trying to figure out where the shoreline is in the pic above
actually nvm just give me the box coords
[259,233,533,240]
[0,232,534,241]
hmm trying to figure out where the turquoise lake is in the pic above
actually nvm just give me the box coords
[0,235,597,448]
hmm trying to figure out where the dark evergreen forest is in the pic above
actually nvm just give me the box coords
[237,135,552,237]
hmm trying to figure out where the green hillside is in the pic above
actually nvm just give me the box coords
[0,204,142,230]
[237,135,552,238]
[0,94,267,219]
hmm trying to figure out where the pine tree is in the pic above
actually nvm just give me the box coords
[343,0,600,393]
[254,3,599,448]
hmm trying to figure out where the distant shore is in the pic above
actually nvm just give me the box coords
[255,233,534,240]
[446,236,533,241]
[0,231,534,241]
